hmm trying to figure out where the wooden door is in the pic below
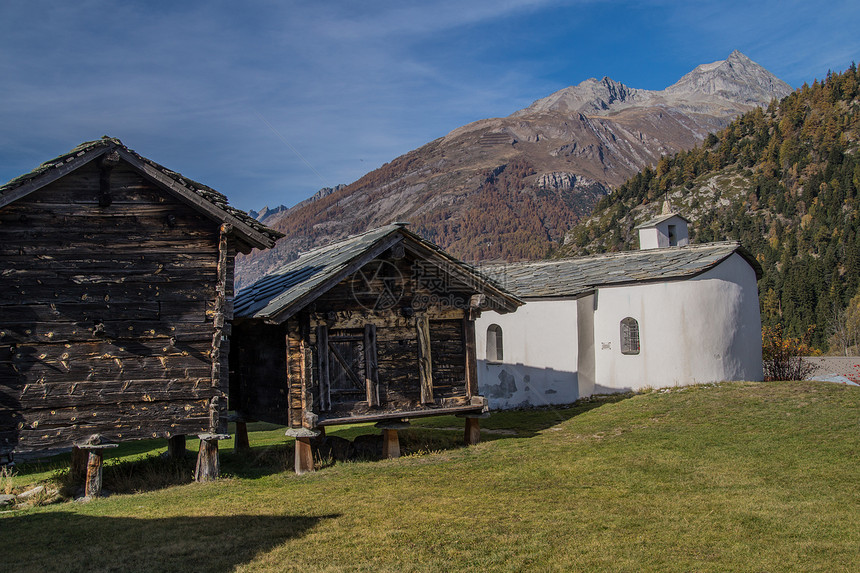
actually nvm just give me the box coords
[316,324,379,411]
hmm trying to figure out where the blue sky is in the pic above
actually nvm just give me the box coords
[1,0,858,213]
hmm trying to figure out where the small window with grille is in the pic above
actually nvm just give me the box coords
[620,317,640,355]
[487,324,504,362]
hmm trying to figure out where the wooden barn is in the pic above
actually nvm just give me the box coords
[0,137,281,492]
[230,224,521,472]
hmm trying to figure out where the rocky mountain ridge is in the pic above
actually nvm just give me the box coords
[237,51,793,289]
[557,64,860,350]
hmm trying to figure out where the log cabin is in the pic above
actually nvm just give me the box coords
[0,137,281,491]
[230,224,521,472]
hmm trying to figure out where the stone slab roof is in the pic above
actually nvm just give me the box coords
[0,137,283,250]
[234,224,522,323]
[482,242,761,299]
[633,212,690,229]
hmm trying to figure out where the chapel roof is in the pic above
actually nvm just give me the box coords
[481,242,761,299]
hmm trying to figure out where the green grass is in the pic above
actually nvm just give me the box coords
[1,382,858,572]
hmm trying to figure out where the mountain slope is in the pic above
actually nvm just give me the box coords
[237,51,792,288]
[560,65,860,350]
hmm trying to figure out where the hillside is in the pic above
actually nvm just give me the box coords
[3,382,859,571]
[560,65,860,350]
[236,51,791,288]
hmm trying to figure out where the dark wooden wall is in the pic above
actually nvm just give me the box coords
[0,161,231,455]
[228,322,290,426]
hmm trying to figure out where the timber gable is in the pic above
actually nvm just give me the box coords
[0,138,280,466]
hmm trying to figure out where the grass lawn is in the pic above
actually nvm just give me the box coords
[1,381,858,572]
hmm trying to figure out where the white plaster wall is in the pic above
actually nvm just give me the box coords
[475,300,580,409]
[591,253,763,391]
[639,216,689,249]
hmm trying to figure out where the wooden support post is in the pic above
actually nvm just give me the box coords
[167,435,186,458]
[286,428,320,475]
[295,437,314,474]
[381,430,400,459]
[194,433,230,483]
[234,421,251,454]
[458,411,490,447]
[73,441,118,499]
[70,446,88,480]
[376,420,410,459]
[464,417,481,446]
[85,450,104,499]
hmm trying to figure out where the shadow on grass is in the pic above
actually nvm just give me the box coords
[0,511,338,573]
[412,392,635,438]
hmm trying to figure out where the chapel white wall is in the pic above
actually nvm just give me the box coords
[475,300,580,409]
[591,252,763,391]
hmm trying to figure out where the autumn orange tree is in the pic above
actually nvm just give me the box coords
[762,324,817,381]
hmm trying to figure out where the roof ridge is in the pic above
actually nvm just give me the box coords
[0,137,283,245]
[484,241,741,270]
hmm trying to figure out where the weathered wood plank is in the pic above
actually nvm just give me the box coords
[0,321,214,344]
[316,325,331,412]
[416,315,434,405]
[464,316,478,398]
[364,324,379,407]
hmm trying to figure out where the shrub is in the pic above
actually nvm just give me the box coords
[762,324,817,381]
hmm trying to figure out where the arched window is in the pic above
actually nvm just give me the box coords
[620,317,640,355]
[486,324,504,362]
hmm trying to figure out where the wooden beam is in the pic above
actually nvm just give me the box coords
[316,325,331,411]
[0,146,110,209]
[211,223,231,392]
[416,314,434,404]
[75,441,118,499]
[116,150,276,250]
[317,403,485,426]
[364,324,379,407]
[463,315,478,398]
